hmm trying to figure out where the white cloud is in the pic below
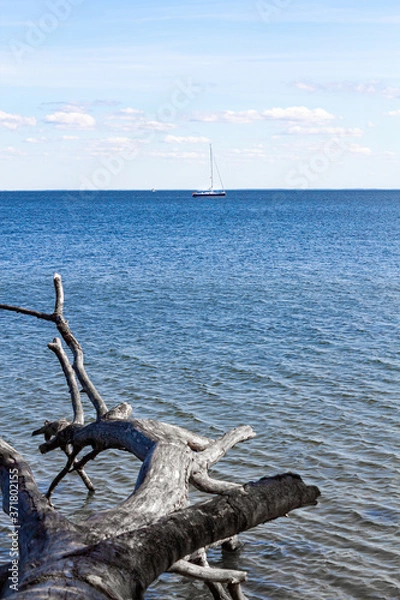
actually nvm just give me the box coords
[231,144,273,160]
[119,108,145,116]
[286,126,364,137]
[105,109,176,133]
[293,82,319,92]
[25,136,48,143]
[150,150,201,160]
[42,102,94,114]
[0,145,26,158]
[347,143,372,156]
[197,109,262,124]
[387,109,400,116]
[382,87,400,99]
[87,136,139,158]
[294,80,400,99]
[144,120,176,132]
[106,136,132,143]
[164,135,210,144]
[25,135,79,143]
[44,111,96,129]
[0,110,36,130]
[193,106,335,124]
[263,107,335,122]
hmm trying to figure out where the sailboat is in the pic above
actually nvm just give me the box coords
[192,144,226,197]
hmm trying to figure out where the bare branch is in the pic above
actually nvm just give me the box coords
[54,320,108,418]
[53,272,64,317]
[70,339,109,418]
[32,418,70,441]
[0,303,55,321]
[191,471,243,494]
[197,426,256,469]
[71,448,102,472]
[31,417,94,494]
[74,465,96,494]
[64,445,95,494]
[46,447,80,501]
[48,337,84,425]
[170,559,247,584]
[190,426,256,494]
[51,275,108,417]
[130,418,214,450]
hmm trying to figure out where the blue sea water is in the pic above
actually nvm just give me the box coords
[0,189,399,599]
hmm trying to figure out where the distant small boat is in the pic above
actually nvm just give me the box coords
[192,144,226,197]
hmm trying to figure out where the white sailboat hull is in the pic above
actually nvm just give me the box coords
[192,190,226,197]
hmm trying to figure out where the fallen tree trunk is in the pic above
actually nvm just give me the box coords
[0,275,320,599]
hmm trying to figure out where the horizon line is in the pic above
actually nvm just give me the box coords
[1,188,400,193]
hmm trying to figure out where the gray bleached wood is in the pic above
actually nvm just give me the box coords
[0,274,321,599]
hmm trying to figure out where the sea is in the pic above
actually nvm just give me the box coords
[0,189,399,600]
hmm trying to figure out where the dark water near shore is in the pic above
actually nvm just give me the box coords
[0,189,399,599]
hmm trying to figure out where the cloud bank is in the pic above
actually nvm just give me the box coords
[44,111,96,129]
[0,110,36,130]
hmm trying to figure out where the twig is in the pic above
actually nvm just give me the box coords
[71,448,102,472]
[171,559,247,584]
[64,446,95,494]
[46,447,80,501]
[197,426,256,468]
[191,471,243,494]
[190,426,256,493]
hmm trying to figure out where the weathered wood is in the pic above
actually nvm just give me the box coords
[171,560,247,584]
[0,275,321,599]
[0,437,319,599]
[177,549,243,600]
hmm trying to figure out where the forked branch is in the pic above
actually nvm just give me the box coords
[0,273,108,418]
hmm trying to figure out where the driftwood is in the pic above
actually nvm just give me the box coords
[0,275,320,599]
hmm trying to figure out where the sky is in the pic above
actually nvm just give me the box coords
[0,0,400,190]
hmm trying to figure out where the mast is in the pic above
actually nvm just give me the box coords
[192,143,226,197]
[209,144,214,190]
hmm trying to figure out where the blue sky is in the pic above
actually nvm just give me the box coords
[1,0,400,189]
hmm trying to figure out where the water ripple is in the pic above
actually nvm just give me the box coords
[1,190,400,599]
